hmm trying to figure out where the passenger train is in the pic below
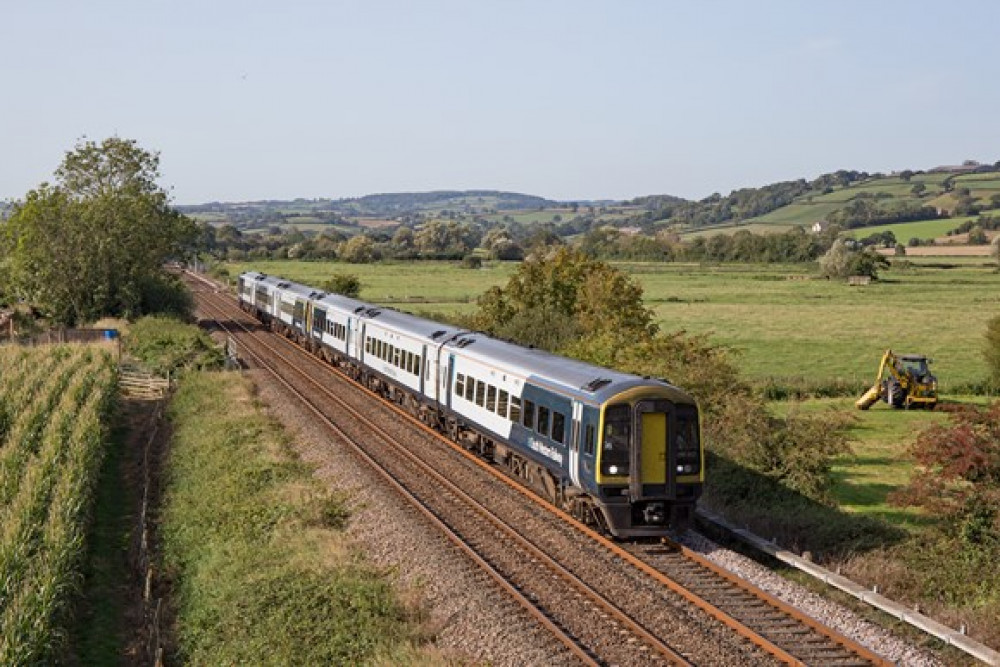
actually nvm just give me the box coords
[238,271,703,537]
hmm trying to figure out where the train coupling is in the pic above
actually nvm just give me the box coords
[642,501,667,525]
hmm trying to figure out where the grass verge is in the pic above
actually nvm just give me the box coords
[160,371,422,664]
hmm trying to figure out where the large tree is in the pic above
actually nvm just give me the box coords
[1,138,196,324]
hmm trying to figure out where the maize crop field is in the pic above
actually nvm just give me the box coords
[0,345,117,665]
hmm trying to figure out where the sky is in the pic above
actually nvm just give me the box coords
[2,0,999,205]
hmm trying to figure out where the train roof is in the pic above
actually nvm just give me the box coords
[360,306,467,341]
[444,332,692,405]
[241,271,694,406]
[243,272,320,301]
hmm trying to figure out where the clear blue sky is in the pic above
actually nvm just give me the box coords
[3,1,998,205]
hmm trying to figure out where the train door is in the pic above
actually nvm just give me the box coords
[311,306,326,342]
[634,400,672,499]
[439,353,454,409]
[568,400,583,486]
[419,344,428,396]
[293,300,305,332]
[356,323,365,363]
[345,318,352,357]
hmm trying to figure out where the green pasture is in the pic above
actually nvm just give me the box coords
[226,259,515,316]
[680,222,797,238]
[847,216,973,241]
[745,202,840,226]
[628,261,1000,390]
[226,259,1000,392]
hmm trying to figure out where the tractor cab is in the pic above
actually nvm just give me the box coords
[897,354,934,384]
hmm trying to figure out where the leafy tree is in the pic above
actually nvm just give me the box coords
[414,220,477,258]
[910,183,927,196]
[1,138,197,325]
[321,273,361,298]
[819,239,888,279]
[474,246,656,351]
[819,238,854,278]
[338,235,378,263]
[968,225,989,245]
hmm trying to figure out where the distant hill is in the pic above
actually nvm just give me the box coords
[341,190,557,215]
[176,190,562,231]
[172,161,1000,239]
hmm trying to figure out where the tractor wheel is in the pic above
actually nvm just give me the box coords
[887,381,905,408]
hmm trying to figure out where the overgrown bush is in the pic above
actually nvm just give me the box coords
[124,316,223,375]
[138,273,194,319]
[321,273,361,298]
[890,401,1000,550]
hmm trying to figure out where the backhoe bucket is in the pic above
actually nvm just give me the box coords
[856,385,881,410]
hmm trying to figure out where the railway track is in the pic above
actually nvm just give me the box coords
[187,272,892,666]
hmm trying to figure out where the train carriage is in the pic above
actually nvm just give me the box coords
[237,271,703,537]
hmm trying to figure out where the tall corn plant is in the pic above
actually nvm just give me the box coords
[0,350,115,665]
[0,348,91,508]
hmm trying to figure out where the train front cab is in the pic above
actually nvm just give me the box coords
[594,391,703,537]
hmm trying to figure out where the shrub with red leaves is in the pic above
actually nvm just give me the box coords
[891,402,1000,547]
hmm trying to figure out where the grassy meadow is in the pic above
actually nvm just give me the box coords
[227,258,1000,391]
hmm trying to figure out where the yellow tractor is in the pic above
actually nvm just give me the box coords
[856,350,937,410]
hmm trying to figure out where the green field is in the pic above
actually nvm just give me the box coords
[846,216,975,242]
[227,259,1000,391]
[680,221,797,238]
[227,259,517,316]
[743,202,842,226]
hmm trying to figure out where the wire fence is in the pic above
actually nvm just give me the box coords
[133,399,167,666]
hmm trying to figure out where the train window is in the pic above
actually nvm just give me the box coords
[456,373,465,396]
[552,412,565,444]
[509,396,521,423]
[497,390,509,417]
[414,355,421,375]
[475,380,486,407]
[522,400,535,429]
[465,376,475,401]
[537,406,550,437]
[601,404,631,476]
[486,385,496,412]
[584,424,595,456]
[394,348,401,367]
[365,337,372,354]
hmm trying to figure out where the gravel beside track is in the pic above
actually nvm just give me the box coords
[678,532,945,667]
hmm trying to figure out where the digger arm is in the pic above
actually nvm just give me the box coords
[857,349,896,410]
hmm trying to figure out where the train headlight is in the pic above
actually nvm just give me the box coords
[609,465,619,475]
